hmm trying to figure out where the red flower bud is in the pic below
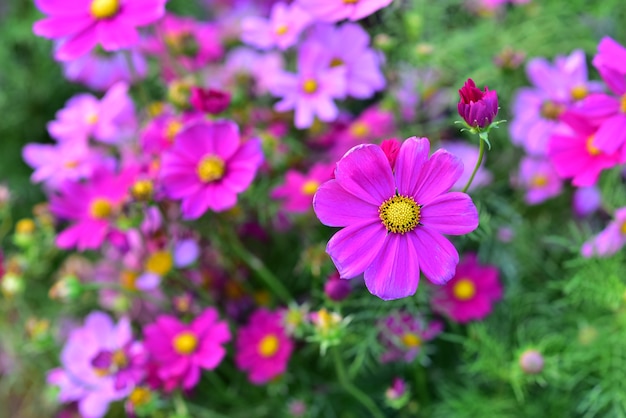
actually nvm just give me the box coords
[380,138,401,170]
[457,78,498,129]
[189,87,231,115]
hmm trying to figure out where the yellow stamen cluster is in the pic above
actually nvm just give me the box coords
[197,155,226,183]
[301,180,320,196]
[453,278,476,301]
[173,331,198,355]
[344,0,359,3]
[275,24,288,36]
[165,120,183,142]
[540,101,565,120]
[302,79,318,94]
[350,121,370,138]
[621,94,626,114]
[145,251,173,276]
[89,198,112,220]
[90,0,119,20]
[586,135,601,156]
[120,270,138,291]
[258,334,280,358]
[620,221,626,235]
[379,195,421,234]
[401,333,422,348]
[112,349,128,368]
[129,387,152,408]
[131,180,154,201]
[330,57,344,67]
[16,219,36,235]
[530,175,548,188]
[571,86,588,101]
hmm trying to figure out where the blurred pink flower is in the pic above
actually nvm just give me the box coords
[377,311,442,363]
[517,156,562,204]
[241,2,312,50]
[271,162,334,213]
[581,207,626,258]
[296,0,393,22]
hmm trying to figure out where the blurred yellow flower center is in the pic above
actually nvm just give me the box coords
[302,79,318,94]
[330,57,344,67]
[401,333,422,348]
[120,270,138,291]
[275,24,288,36]
[197,155,225,183]
[165,120,183,142]
[350,121,370,137]
[530,174,548,188]
[145,251,173,276]
[173,331,198,355]
[258,334,280,358]
[621,94,626,113]
[131,180,154,201]
[344,0,359,3]
[16,218,36,234]
[302,180,320,195]
[147,101,165,117]
[379,195,421,234]
[129,387,151,407]
[90,0,120,19]
[86,113,99,125]
[453,278,476,301]
[64,160,79,169]
[540,101,564,120]
[620,221,626,235]
[90,198,112,219]
[571,86,588,101]
[586,135,601,156]
[112,349,128,368]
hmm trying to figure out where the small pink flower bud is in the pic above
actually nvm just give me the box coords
[380,138,401,170]
[324,272,351,302]
[457,78,499,129]
[190,87,231,115]
[519,349,544,374]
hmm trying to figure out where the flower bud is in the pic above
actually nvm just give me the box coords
[324,272,351,302]
[457,78,499,130]
[380,139,401,170]
[190,87,231,115]
[519,349,544,374]
[385,377,410,410]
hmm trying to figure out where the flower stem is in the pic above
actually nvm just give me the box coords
[461,134,486,193]
[332,347,386,418]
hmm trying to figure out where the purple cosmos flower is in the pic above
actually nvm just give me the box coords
[159,120,264,219]
[573,186,602,217]
[313,137,479,300]
[271,162,334,213]
[377,311,442,363]
[581,207,626,258]
[241,2,312,51]
[33,0,166,61]
[296,0,393,22]
[270,42,346,129]
[516,156,563,205]
[307,23,385,99]
[47,312,144,418]
[457,78,499,130]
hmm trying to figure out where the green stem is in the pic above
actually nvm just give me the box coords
[332,348,386,418]
[461,135,486,193]
[414,364,430,407]
[173,391,190,418]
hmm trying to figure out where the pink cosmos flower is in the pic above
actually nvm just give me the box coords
[516,156,563,205]
[33,0,166,61]
[307,23,386,99]
[271,162,334,213]
[50,166,137,251]
[220,47,285,95]
[430,253,502,323]
[270,42,346,129]
[48,82,136,144]
[313,137,479,300]
[242,2,312,50]
[139,110,204,156]
[47,312,144,418]
[439,141,492,192]
[548,111,620,187]
[377,311,442,363]
[160,120,264,219]
[581,207,626,258]
[143,308,231,390]
[235,309,294,385]
[296,0,393,22]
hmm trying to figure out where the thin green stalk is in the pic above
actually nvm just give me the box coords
[462,136,486,193]
[332,347,386,418]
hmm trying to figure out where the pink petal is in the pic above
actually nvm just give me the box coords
[98,21,139,51]
[364,234,420,300]
[190,308,218,337]
[420,192,479,235]
[33,15,93,38]
[54,27,98,61]
[210,120,241,161]
[119,0,166,26]
[334,144,395,206]
[326,220,386,279]
[411,150,464,205]
[313,180,379,227]
[410,227,459,285]
[395,137,430,196]
[593,114,626,155]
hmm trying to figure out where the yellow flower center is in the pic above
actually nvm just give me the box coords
[540,101,565,120]
[131,180,154,201]
[301,180,320,196]
[586,135,601,156]
[112,349,128,368]
[350,121,370,138]
[258,334,280,358]
[129,387,152,408]
[330,57,344,67]
[94,367,109,377]
[453,278,476,301]
[275,24,288,36]
[379,195,421,234]
[621,94,626,114]
[173,331,198,355]
[120,270,138,291]
[620,221,626,235]
[16,218,36,235]
[197,155,225,183]
[165,120,183,142]
[64,160,79,169]
[571,86,588,101]
[401,333,422,348]
[89,198,112,219]
[530,174,548,188]
[90,0,120,19]
[344,0,359,3]
[145,251,173,276]
[302,79,318,94]
[147,101,165,117]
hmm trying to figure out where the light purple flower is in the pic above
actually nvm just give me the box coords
[581,207,626,258]
[307,23,385,99]
[242,2,312,51]
[377,311,442,363]
[313,137,479,300]
[573,186,602,217]
[296,0,393,22]
[270,42,346,129]
[47,312,144,418]
[174,238,200,268]
[517,156,563,205]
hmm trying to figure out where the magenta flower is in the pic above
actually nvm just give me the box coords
[189,87,231,115]
[47,312,144,418]
[270,42,346,129]
[33,0,166,61]
[581,207,626,258]
[516,156,563,205]
[271,162,334,213]
[430,253,502,323]
[296,0,393,22]
[143,308,231,390]
[377,311,442,363]
[50,167,137,251]
[159,120,264,219]
[241,2,312,51]
[307,23,386,99]
[313,137,479,300]
[235,309,294,385]
[457,78,499,130]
